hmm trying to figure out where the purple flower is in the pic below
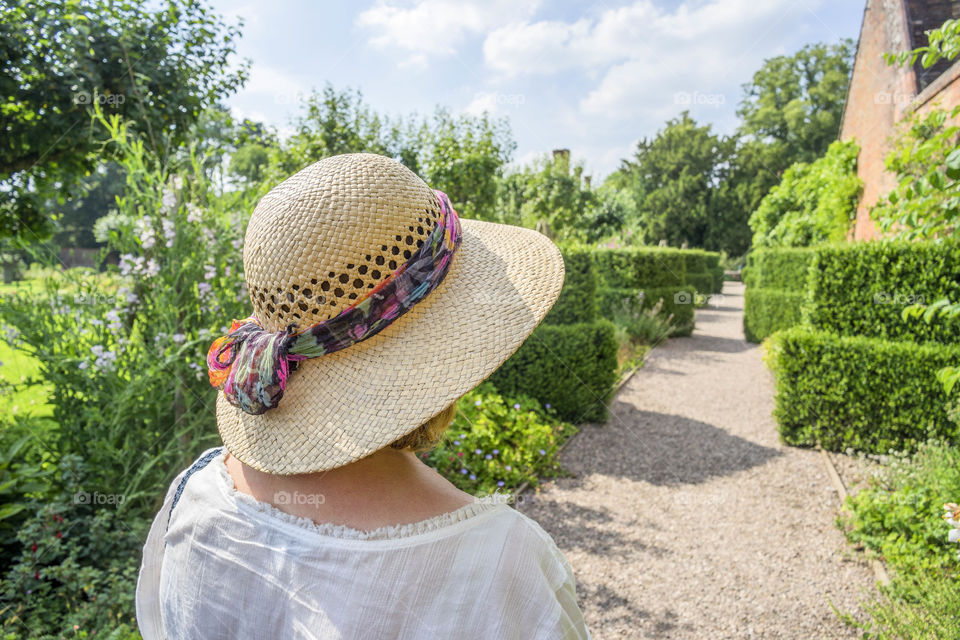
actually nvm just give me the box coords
[538,449,546,456]
[497,481,505,487]
[513,403,521,410]
[453,440,461,446]
[485,454,492,460]
[469,474,476,480]
[505,465,512,471]
[545,403,551,409]
[460,468,468,475]
[474,449,482,455]
[492,449,499,455]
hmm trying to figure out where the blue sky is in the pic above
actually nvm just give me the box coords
[208,0,866,179]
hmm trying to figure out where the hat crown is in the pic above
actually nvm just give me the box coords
[243,153,442,332]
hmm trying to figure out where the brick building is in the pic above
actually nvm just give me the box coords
[839,0,960,240]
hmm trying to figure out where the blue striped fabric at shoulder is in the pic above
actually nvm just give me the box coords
[166,447,224,532]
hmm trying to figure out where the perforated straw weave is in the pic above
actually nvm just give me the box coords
[216,153,565,475]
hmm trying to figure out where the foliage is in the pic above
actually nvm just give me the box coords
[423,383,576,496]
[737,41,855,165]
[766,327,960,453]
[489,321,619,424]
[272,86,514,223]
[871,18,960,242]
[0,454,144,638]
[870,105,960,240]
[804,240,960,345]
[743,289,807,343]
[497,152,599,240]
[610,296,675,347]
[0,0,248,242]
[597,287,694,337]
[613,112,730,250]
[836,440,960,639]
[841,440,960,575]
[593,247,687,289]
[543,247,597,326]
[741,247,815,291]
[0,107,253,516]
[748,140,862,247]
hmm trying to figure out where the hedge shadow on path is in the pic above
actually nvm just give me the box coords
[561,403,782,487]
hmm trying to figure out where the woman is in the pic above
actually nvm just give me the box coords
[135,153,590,639]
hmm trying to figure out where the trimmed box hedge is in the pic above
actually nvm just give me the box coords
[805,240,960,345]
[543,247,597,325]
[767,327,960,453]
[593,248,687,289]
[597,286,695,336]
[488,320,619,423]
[743,247,815,291]
[743,289,806,343]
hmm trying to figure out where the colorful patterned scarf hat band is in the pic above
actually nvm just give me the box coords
[206,190,462,416]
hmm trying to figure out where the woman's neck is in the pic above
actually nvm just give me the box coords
[223,448,475,531]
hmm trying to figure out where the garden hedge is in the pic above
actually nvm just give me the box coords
[743,289,806,343]
[767,327,960,453]
[743,247,815,291]
[597,286,695,336]
[543,247,597,325]
[488,320,619,423]
[805,240,960,345]
[742,247,816,342]
[593,247,687,289]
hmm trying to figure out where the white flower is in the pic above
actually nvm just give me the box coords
[161,188,176,213]
[231,237,243,250]
[203,265,217,281]
[143,259,160,278]
[78,361,89,370]
[186,203,202,224]
[172,333,186,344]
[198,282,212,297]
[162,218,176,247]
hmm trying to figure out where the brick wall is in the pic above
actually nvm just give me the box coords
[841,0,960,241]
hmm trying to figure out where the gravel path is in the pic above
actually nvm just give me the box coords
[517,282,877,639]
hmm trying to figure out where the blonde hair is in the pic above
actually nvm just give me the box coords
[389,402,457,453]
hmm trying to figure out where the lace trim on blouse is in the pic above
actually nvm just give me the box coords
[210,450,511,541]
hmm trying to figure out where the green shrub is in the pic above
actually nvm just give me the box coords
[841,440,960,575]
[682,249,711,274]
[743,288,806,343]
[593,247,686,289]
[489,320,619,423]
[749,139,862,248]
[685,271,714,296]
[743,247,816,291]
[711,265,725,294]
[423,382,576,496]
[610,296,675,346]
[597,286,695,337]
[543,247,597,325]
[767,327,960,453]
[805,240,960,344]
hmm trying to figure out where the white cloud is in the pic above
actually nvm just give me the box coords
[356,0,541,64]
[482,0,824,119]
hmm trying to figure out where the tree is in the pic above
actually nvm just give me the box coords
[748,139,862,247]
[614,112,728,249]
[0,0,248,241]
[737,41,855,166]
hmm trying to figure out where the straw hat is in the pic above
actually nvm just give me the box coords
[215,153,565,475]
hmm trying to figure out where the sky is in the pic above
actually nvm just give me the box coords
[207,0,866,180]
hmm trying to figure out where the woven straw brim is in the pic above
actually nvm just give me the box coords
[216,217,565,475]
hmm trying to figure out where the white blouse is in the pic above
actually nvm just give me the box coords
[135,447,591,639]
